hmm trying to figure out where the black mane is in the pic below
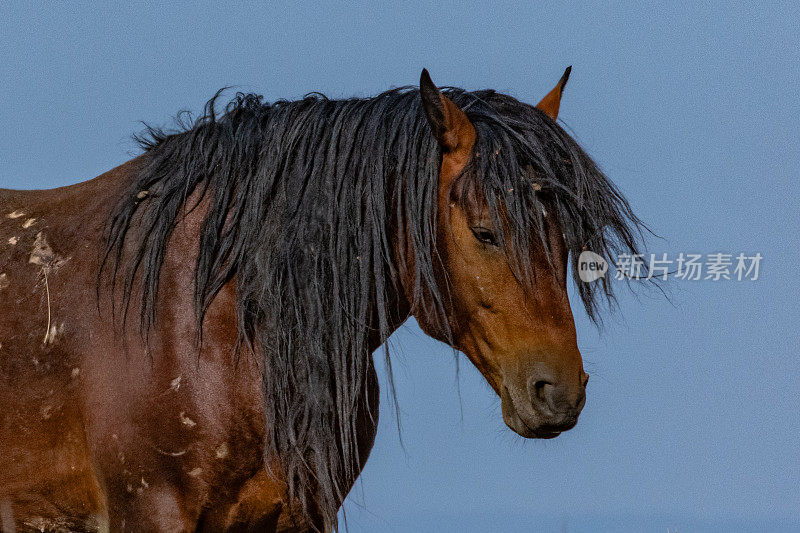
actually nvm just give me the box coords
[103,85,642,529]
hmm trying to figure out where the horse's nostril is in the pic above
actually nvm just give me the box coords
[581,371,590,388]
[532,380,554,404]
[529,378,559,416]
[527,372,585,420]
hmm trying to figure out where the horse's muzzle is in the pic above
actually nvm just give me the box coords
[500,370,588,439]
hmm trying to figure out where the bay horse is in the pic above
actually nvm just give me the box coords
[0,68,642,532]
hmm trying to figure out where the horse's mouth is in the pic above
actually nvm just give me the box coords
[529,428,563,439]
[508,416,564,439]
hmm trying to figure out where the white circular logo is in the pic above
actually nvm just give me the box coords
[578,251,608,283]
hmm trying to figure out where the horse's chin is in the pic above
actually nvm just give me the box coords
[503,412,563,439]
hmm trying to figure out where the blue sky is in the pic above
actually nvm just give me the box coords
[1,2,798,531]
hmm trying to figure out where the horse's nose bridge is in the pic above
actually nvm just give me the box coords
[510,284,579,351]
[525,345,583,378]
[507,305,582,366]
[473,291,583,387]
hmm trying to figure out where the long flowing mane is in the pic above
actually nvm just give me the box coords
[103,86,642,528]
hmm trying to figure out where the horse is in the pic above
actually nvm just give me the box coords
[0,68,642,532]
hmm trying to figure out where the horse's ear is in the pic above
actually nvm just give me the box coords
[420,69,472,152]
[536,66,571,121]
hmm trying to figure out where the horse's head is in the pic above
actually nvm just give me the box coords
[415,68,589,439]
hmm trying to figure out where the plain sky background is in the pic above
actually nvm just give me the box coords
[1,2,798,531]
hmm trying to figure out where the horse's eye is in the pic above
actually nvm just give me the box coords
[470,226,499,247]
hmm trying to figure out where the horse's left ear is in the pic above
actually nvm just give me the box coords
[420,69,474,153]
[536,66,572,121]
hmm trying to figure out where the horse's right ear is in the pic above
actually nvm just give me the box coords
[420,69,473,153]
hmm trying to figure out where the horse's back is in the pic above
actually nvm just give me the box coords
[0,161,139,531]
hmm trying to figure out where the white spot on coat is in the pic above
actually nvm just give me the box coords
[8,236,17,245]
[6,210,25,219]
[188,467,203,477]
[0,274,8,290]
[22,218,36,229]
[71,368,80,378]
[43,325,58,345]
[179,411,196,428]
[216,443,229,459]
[29,233,54,267]
[152,445,186,457]
[169,376,182,392]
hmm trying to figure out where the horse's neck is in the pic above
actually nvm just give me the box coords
[97,154,415,352]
